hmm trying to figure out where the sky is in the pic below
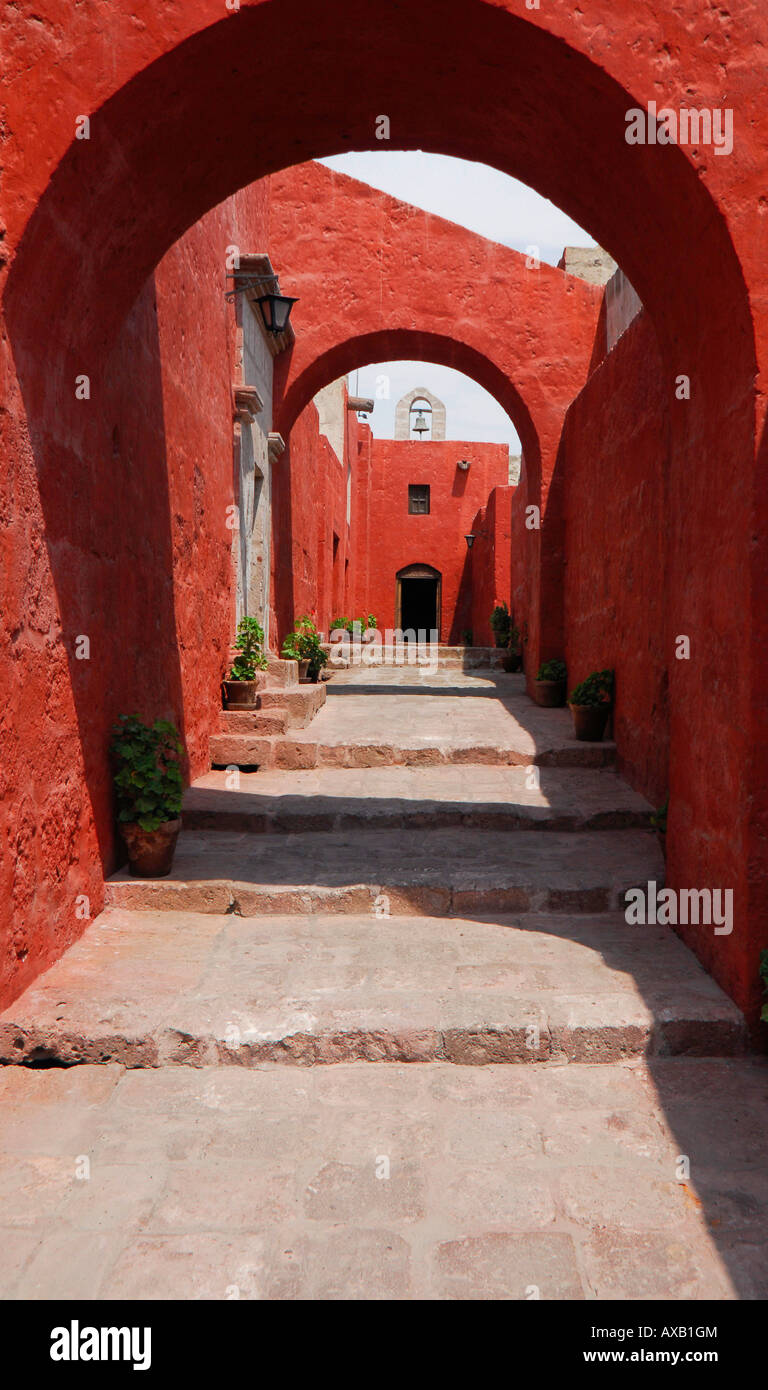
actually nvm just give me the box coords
[319,151,593,452]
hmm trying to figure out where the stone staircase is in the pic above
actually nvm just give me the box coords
[324,642,508,670]
[0,670,747,1070]
[211,655,326,768]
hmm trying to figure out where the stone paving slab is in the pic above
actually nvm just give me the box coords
[104,827,664,917]
[0,909,744,1067]
[184,765,653,833]
[1,1059,766,1298]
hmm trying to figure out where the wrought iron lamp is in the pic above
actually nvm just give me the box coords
[225,271,298,336]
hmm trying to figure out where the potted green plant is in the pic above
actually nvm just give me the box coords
[222,616,268,709]
[502,623,522,672]
[490,600,512,649]
[111,715,184,877]
[534,659,567,707]
[282,615,328,683]
[568,669,614,741]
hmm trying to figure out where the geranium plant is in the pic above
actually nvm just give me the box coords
[229,616,268,680]
[490,600,512,645]
[569,670,614,707]
[282,615,328,678]
[110,715,184,831]
[537,659,567,682]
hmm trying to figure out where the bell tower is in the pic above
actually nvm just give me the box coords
[393,386,447,440]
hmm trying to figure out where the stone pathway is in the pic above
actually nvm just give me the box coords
[219,671,618,769]
[185,764,653,831]
[1,1059,767,1299]
[0,666,763,1299]
[0,910,743,1067]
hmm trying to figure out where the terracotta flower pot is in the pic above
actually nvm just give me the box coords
[569,703,611,742]
[534,678,567,708]
[298,659,311,682]
[121,819,181,877]
[222,679,259,709]
[503,650,522,673]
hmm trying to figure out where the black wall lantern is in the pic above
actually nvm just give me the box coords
[256,292,299,336]
[225,272,298,336]
[464,533,476,550]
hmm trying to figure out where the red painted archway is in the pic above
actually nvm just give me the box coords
[2,0,766,1018]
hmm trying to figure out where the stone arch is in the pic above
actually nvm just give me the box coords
[276,327,542,487]
[394,389,447,441]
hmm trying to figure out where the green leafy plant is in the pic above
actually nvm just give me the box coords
[569,669,614,707]
[537,659,567,682]
[282,615,328,678]
[111,715,184,832]
[330,614,378,635]
[462,629,473,646]
[760,950,768,1024]
[490,601,512,641]
[650,796,669,836]
[229,616,268,680]
[503,623,522,670]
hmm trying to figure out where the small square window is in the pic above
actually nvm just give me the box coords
[408,484,430,515]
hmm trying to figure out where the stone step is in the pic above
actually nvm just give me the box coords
[209,734,276,769]
[105,827,663,916]
[0,909,746,1068]
[211,686,327,765]
[268,673,617,769]
[265,656,298,687]
[272,737,616,770]
[209,736,617,772]
[259,684,326,727]
[183,766,654,834]
[218,709,288,737]
[323,644,508,670]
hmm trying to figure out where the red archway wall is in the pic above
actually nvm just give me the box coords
[268,159,605,675]
[269,162,602,478]
[2,0,765,1020]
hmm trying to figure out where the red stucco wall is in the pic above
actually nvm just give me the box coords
[469,487,515,649]
[0,182,270,1007]
[562,314,669,810]
[270,401,352,643]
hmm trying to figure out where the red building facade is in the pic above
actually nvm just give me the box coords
[350,434,511,645]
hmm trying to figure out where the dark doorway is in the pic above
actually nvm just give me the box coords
[396,564,441,638]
